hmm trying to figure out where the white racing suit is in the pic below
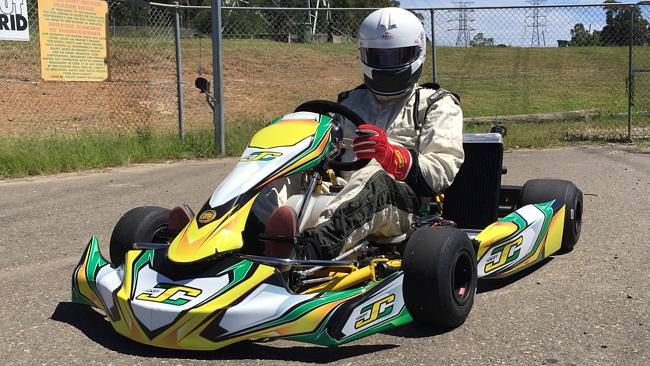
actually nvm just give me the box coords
[255,83,465,259]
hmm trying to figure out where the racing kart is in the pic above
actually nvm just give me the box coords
[71,78,583,350]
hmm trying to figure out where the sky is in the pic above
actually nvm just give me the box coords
[397,0,648,47]
[400,0,631,8]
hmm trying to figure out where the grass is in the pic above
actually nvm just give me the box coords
[467,116,649,148]
[634,140,650,149]
[3,115,648,179]
[0,120,264,179]
[3,39,650,178]
[181,40,650,119]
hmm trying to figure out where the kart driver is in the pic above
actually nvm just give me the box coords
[262,7,464,260]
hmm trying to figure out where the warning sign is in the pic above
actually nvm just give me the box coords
[0,0,30,41]
[38,0,109,81]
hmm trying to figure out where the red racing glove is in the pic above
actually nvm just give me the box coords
[352,124,412,181]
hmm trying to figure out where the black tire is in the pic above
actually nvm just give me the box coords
[109,206,171,265]
[519,179,583,253]
[402,226,477,329]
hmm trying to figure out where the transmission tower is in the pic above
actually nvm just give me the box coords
[448,2,475,47]
[526,0,547,47]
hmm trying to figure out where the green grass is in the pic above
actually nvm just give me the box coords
[0,120,264,179]
[466,116,648,148]
[3,115,647,179]
[634,140,650,149]
[434,47,635,117]
[183,39,649,118]
[4,38,650,178]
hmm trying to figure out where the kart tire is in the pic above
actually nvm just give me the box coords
[402,226,477,330]
[519,179,583,253]
[109,206,171,266]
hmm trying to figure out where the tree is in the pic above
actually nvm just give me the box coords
[470,32,494,47]
[599,0,650,46]
[322,0,401,38]
[110,0,167,27]
[194,0,401,39]
[569,23,601,46]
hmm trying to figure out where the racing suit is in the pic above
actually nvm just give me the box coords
[255,84,464,259]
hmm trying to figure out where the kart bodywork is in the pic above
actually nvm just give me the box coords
[72,105,578,350]
[73,238,412,350]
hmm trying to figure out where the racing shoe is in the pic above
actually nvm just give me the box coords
[263,205,298,259]
[168,204,194,233]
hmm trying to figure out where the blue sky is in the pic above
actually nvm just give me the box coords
[398,1,648,47]
[400,0,628,8]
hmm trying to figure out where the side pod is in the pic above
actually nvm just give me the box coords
[474,200,566,279]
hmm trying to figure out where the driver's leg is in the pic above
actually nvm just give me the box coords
[301,164,420,259]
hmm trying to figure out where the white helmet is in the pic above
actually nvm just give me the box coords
[357,7,426,97]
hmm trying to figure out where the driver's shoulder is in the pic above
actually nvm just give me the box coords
[416,83,461,106]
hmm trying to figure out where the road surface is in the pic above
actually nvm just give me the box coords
[0,146,648,365]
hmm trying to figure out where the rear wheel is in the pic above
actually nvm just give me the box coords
[402,226,477,329]
[520,179,583,253]
[109,206,170,266]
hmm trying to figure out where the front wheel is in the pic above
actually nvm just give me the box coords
[402,226,477,329]
[109,206,170,266]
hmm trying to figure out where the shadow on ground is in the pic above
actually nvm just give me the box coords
[383,257,556,339]
[381,322,450,339]
[477,257,554,293]
[51,302,396,363]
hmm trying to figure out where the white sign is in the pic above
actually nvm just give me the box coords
[0,0,30,41]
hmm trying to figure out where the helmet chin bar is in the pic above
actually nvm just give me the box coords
[364,64,423,97]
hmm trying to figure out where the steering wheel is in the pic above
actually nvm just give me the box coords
[294,100,371,171]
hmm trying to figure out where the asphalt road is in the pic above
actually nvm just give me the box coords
[1,146,648,365]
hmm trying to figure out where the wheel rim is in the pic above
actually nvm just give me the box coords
[451,251,473,305]
[151,225,169,243]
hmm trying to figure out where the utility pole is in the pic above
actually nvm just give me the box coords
[211,0,225,155]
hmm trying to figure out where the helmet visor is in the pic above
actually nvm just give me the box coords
[360,46,421,69]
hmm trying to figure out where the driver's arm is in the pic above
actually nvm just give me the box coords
[404,95,464,196]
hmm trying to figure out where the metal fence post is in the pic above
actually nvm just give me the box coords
[211,0,225,155]
[627,4,633,140]
[429,8,437,83]
[173,2,185,140]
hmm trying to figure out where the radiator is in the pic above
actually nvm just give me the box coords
[442,133,504,230]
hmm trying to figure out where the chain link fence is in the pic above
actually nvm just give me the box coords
[1,0,178,138]
[428,3,650,140]
[1,1,649,140]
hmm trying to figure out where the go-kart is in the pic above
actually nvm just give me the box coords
[71,78,583,350]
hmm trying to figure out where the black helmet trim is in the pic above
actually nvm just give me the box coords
[364,64,423,97]
[359,46,422,69]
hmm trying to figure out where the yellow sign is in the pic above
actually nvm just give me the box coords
[38,0,109,81]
